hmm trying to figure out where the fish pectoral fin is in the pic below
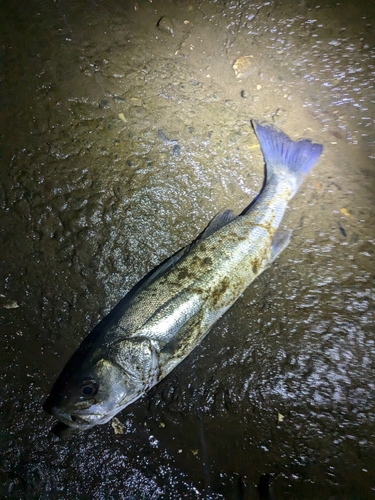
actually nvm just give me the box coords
[200,209,237,240]
[270,229,292,263]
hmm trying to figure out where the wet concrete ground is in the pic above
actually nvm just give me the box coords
[1,0,375,498]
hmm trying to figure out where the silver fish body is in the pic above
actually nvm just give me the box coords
[43,121,323,436]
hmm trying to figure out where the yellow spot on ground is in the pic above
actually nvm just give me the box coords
[247,144,261,150]
[190,449,199,457]
[277,412,284,422]
[340,208,351,217]
[118,113,127,123]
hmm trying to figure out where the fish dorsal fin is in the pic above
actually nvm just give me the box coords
[105,210,237,323]
[139,245,191,289]
[132,210,237,293]
[78,210,239,342]
[200,209,237,240]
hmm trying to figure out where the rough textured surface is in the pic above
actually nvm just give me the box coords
[1,0,374,498]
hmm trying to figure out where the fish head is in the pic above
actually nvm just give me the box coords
[43,337,160,435]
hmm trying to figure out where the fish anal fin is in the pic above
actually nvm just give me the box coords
[270,229,292,263]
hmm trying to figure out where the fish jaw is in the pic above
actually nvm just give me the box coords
[47,398,132,431]
[46,406,108,430]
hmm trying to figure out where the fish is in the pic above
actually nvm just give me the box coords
[43,121,323,437]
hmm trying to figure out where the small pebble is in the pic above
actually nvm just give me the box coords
[3,301,19,309]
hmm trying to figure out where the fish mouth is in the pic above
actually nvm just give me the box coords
[47,410,101,439]
[48,407,101,430]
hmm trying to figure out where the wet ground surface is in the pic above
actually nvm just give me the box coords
[1,0,375,498]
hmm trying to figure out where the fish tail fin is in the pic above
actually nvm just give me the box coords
[252,120,323,197]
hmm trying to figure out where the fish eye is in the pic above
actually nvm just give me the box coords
[80,380,98,398]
